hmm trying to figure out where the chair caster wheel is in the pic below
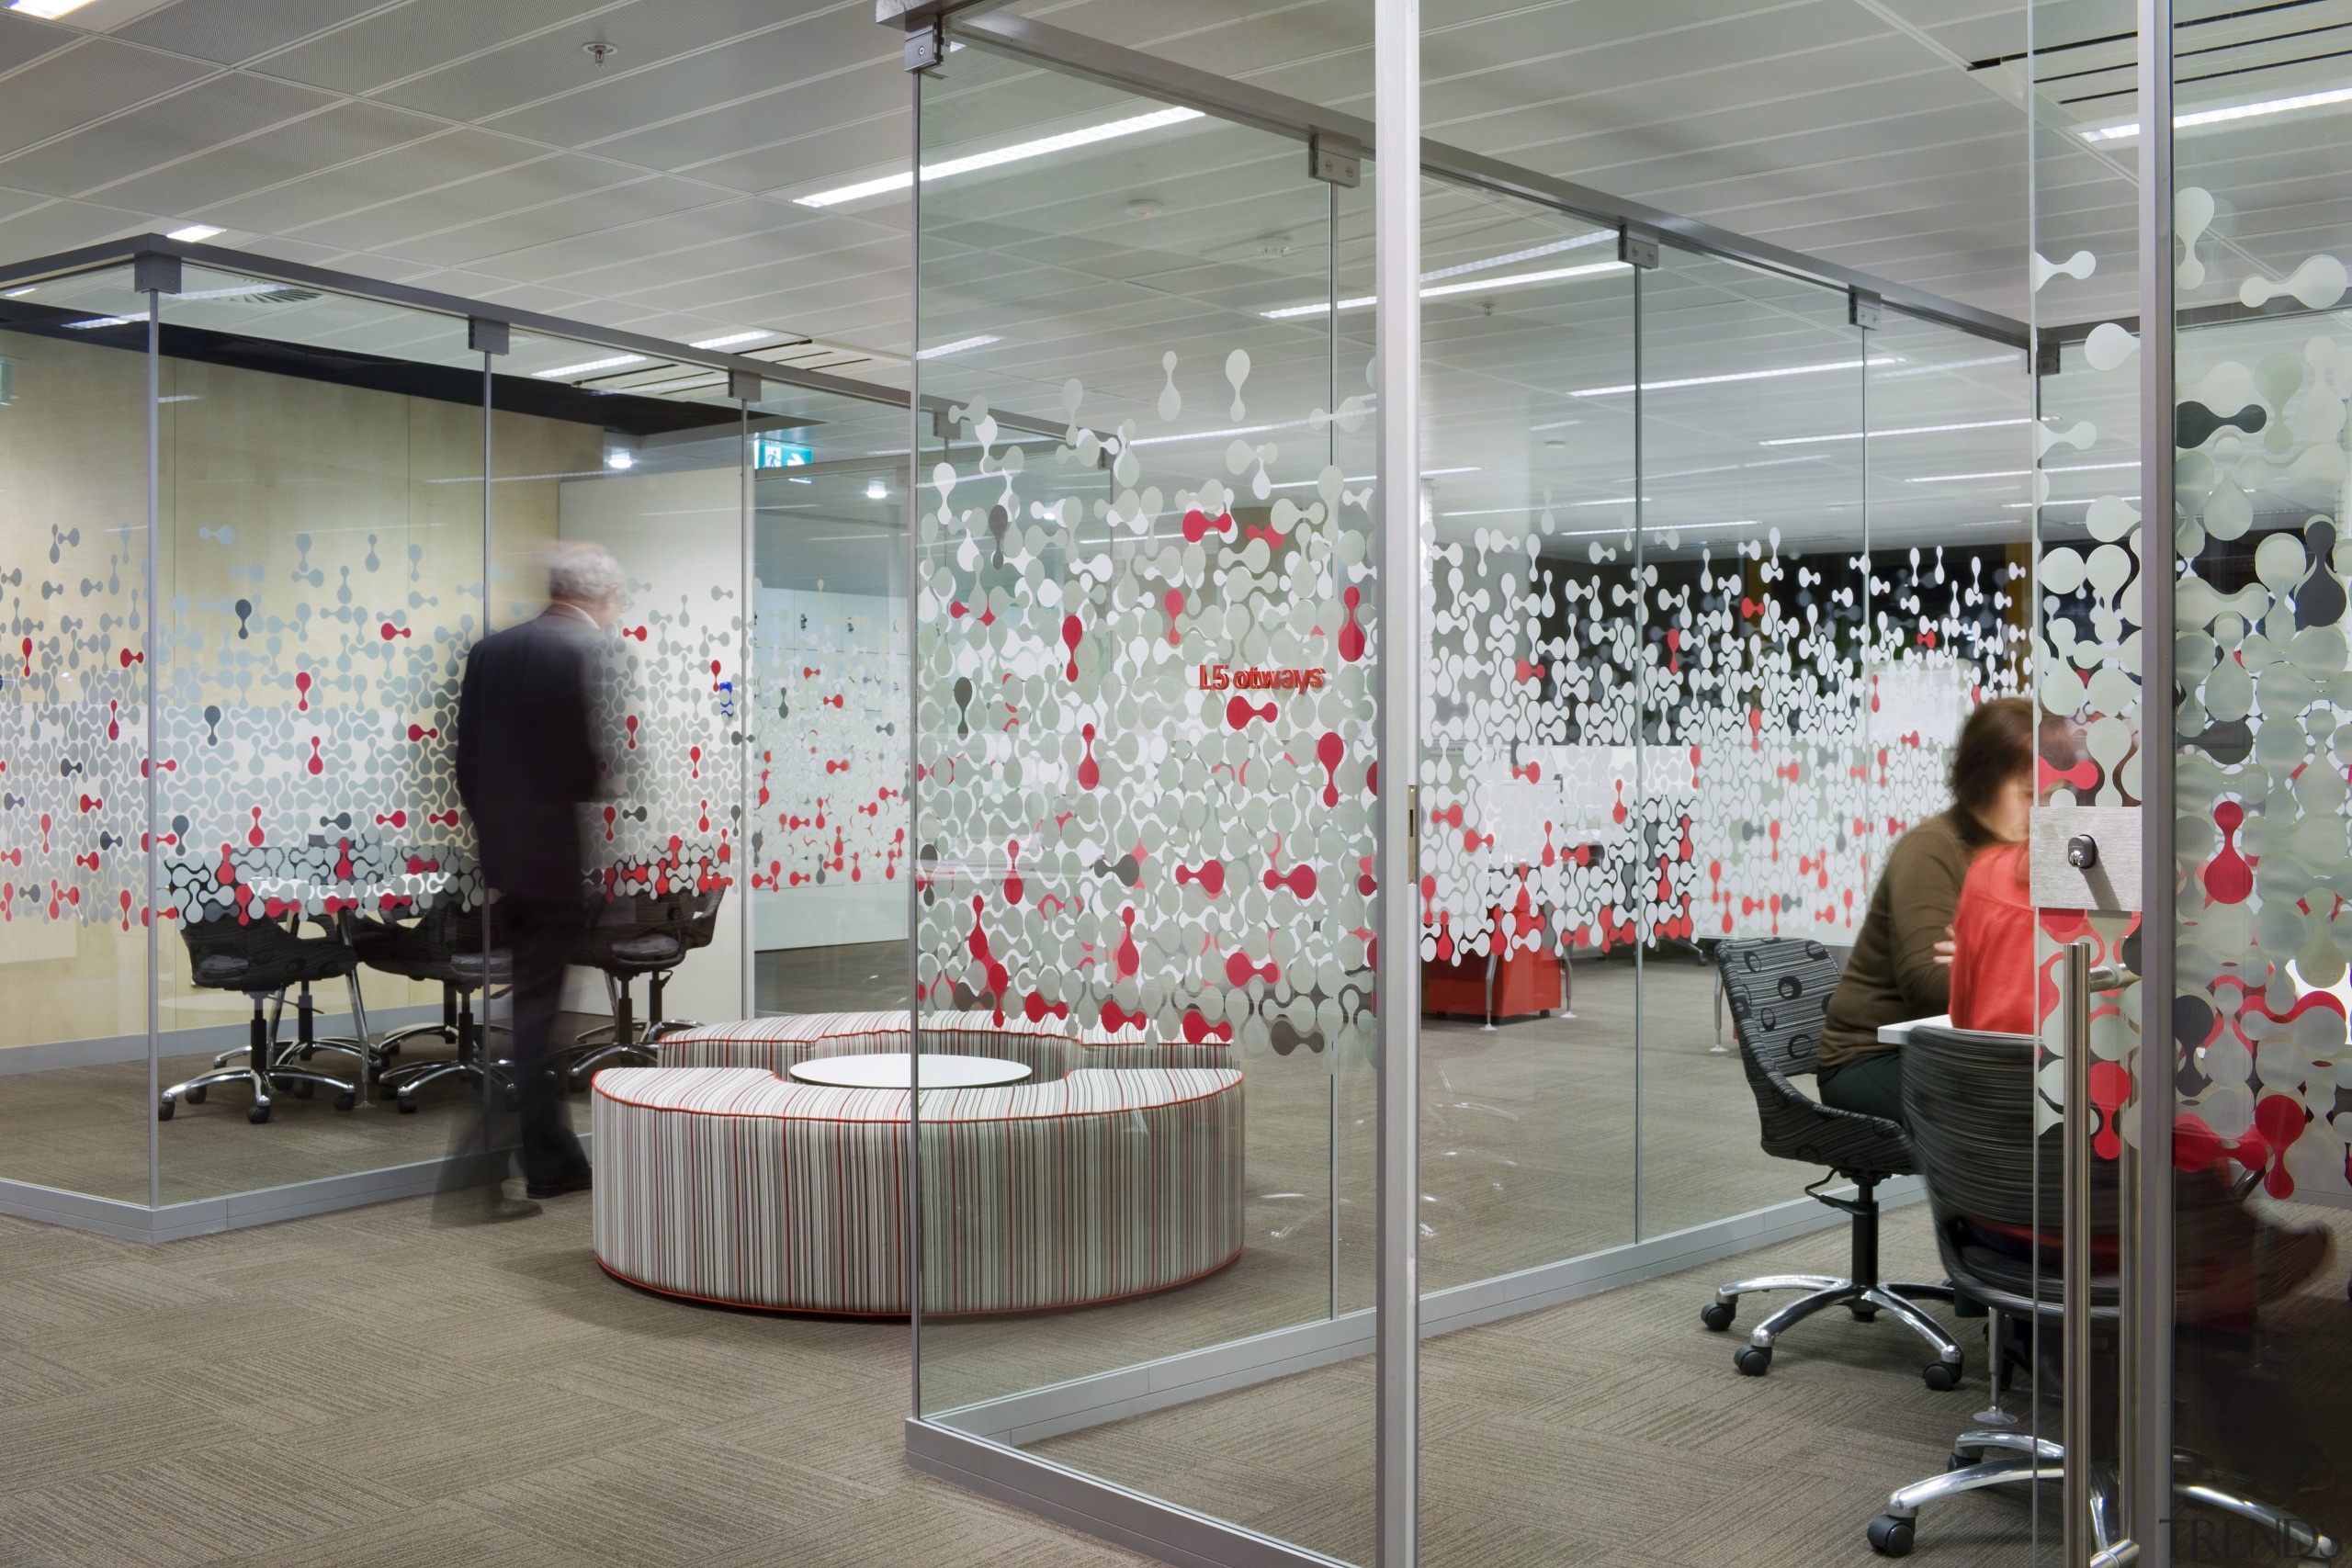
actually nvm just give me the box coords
[157,1097,175,1122]
[1733,1345,1771,1377]
[1700,1301,1736,1332]
[1867,1515,1915,1556]
[1849,1304,1879,1322]
[334,1093,356,1111]
[247,1104,272,1124]
[396,1096,418,1114]
[187,1086,207,1105]
[291,1081,314,1100]
[1949,1449,1981,1472]
[1923,1359,1962,1392]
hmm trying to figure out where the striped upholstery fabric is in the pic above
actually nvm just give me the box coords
[659,1010,1237,1079]
[591,1054,1246,1315]
[659,1010,1082,1080]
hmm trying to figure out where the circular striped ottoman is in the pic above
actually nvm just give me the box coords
[590,1012,1245,1315]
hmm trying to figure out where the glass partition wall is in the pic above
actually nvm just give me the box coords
[0,251,911,1228]
[907,26,2036,1568]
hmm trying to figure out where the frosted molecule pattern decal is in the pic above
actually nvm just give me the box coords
[582,570,742,902]
[155,522,488,922]
[751,588,907,896]
[2,508,148,931]
[1417,520,2025,967]
[914,376,1378,1057]
[2166,223,2352,1204]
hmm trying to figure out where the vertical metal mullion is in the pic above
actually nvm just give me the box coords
[2132,0,2177,1557]
[144,289,161,1213]
[1374,1,1421,1562]
[740,397,753,1021]
[1328,173,1343,1325]
[1629,260,1645,1243]
[904,48,928,1422]
[480,349,497,1129]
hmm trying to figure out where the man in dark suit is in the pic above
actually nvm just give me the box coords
[455,542,619,1207]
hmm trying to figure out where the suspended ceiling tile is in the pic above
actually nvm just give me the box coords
[0,195,155,256]
[471,196,779,282]
[0,38,213,161]
[465,17,888,148]
[547,57,898,179]
[384,177,727,268]
[259,0,614,96]
[203,127,550,233]
[93,98,447,215]
[319,153,645,253]
[116,0,391,66]
[0,11,87,73]
[0,71,336,199]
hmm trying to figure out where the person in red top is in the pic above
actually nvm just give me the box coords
[1947,838,2035,1035]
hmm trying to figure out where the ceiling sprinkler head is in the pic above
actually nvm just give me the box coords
[1124,197,1164,220]
[582,39,618,67]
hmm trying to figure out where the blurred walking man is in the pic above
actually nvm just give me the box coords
[454,542,619,1212]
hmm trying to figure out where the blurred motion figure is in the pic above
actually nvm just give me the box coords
[455,542,620,1209]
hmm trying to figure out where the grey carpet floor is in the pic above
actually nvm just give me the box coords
[9,952,2350,1565]
[0,1197,1144,1568]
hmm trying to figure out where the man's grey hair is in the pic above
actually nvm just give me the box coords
[548,541,623,605]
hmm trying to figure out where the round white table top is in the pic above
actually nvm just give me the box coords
[786,1052,1031,1089]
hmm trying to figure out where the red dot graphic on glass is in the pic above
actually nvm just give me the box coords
[1317,732,1345,806]
[2205,800,2253,903]
[1061,615,1083,681]
[1077,724,1100,790]
[1226,695,1275,730]
[1176,859,1226,896]
[1339,586,1366,663]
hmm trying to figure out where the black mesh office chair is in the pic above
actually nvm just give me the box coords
[357,897,514,1111]
[162,911,365,1122]
[1700,937,1964,1386]
[562,889,701,1085]
[1866,1022,2332,1559]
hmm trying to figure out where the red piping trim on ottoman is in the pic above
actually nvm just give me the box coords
[595,1242,1247,1317]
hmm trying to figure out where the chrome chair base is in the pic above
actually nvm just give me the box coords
[160,1062,357,1123]
[1867,1431,2337,1563]
[1702,1273,1965,1388]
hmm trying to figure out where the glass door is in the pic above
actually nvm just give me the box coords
[2160,0,2352,1560]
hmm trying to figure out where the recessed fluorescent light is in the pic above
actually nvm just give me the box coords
[794,106,1204,209]
[1569,356,1899,397]
[1760,417,2032,446]
[691,330,777,350]
[165,224,223,243]
[3,287,31,299]
[606,451,634,470]
[1421,231,1613,284]
[7,0,99,17]
[1262,260,1629,319]
[533,354,647,379]
[865,479,888,501]
[2083,85,2352,142]
[1909,459,2136,483]
[915,333,1001,360]
[62,314,141,329]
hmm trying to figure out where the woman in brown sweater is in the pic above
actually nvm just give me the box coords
[1815,697,2034,1124]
